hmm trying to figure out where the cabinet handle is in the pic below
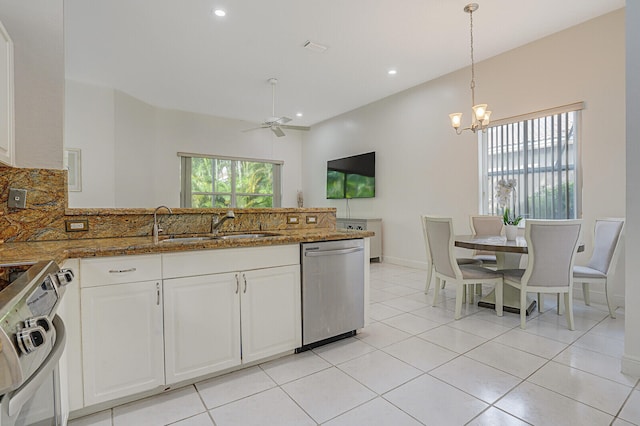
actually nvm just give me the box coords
[243,273,247,294]
[156,283,160,306]
[108,268,137,274]
[235,274,240,294]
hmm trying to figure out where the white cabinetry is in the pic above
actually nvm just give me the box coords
[163,272,241,384]
[68,245,301,411]
[337,218,382,261]
[240,265,301,363]
[80,255,164,406]
[162,245,300,384]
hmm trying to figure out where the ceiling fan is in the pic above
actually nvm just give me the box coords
[243,78,310,137]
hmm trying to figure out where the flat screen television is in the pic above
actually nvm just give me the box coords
[326,152,375,199]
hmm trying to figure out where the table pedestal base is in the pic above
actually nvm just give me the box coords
[478,286,537,316]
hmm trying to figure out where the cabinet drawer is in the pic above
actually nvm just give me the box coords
[80,255,162,287]
[163,245,299,279]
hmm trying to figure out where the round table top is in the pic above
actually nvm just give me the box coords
[455,235,584,253]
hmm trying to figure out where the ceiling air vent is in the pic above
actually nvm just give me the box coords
[303,40,328,53]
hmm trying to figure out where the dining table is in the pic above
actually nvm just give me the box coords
[454,234,584,315]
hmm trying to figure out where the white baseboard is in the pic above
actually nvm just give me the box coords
[622,354,640,377]
[382,256,427,270]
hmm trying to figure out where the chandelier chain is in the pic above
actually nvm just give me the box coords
[469,7,476,109]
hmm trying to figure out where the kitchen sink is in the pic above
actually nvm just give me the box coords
[159,232,280,243]
[159,236,216,243]
[215,233,280,240]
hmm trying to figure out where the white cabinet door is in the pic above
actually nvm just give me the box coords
[163,273,241,384]
[240,265,301,363]
[81,280,164,405]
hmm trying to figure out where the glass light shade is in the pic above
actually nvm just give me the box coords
[483,110,492,124]
[449,113,463,129]
[472,104,488,120]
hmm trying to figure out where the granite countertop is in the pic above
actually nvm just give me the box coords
[0,229,373,265]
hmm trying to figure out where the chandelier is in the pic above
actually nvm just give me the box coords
[449,3,491,135]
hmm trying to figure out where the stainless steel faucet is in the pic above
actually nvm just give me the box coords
[211,210,235,234]
[153,205,173,244]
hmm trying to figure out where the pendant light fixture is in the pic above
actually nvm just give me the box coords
[449,3,491,134]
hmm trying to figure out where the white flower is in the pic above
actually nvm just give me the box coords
[496,179,517,208]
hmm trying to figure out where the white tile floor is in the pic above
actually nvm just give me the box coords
[69,263,640,426]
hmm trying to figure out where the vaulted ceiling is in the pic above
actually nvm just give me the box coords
[65,0,625,128]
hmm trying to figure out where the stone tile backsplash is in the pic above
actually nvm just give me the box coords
[0,165,335,242]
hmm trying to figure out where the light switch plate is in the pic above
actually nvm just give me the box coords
[8,188,27,209]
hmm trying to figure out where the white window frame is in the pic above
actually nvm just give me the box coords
[479,102,583,220]
[179,153,282,208]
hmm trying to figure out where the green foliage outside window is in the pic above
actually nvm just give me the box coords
[185,156,277,208]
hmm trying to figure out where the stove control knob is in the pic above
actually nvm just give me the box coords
[55,269,74,286]
[16,326,47,355]
[41,275,57,292]
[24,316,52,332]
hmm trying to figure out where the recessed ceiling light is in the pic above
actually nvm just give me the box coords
[388,69,397,75]
[213,8,226,17]
[296,112,303,117]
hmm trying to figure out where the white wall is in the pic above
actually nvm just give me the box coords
[65,81,304,208]
[0,0,64,169]
[623,2,640,376]
[303,10,626,303]
[65,81,116,207]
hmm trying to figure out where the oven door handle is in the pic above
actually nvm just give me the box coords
[7,315,66,418]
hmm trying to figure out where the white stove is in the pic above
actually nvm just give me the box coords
[0,260,73,426]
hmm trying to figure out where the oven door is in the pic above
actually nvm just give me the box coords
[0,316,66,426]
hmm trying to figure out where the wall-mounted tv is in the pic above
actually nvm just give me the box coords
[327,152,375,199]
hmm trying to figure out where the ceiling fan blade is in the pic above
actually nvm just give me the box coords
[271,126,286,137]
[276,116,292,124]
[241,126,267,133]
[280,124,310,131]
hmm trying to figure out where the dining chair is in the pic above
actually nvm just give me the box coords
[469,215,504,266]
[423,216,503,320]
[502,219,582,330]
[420,215,481,297]
[573,218,625,318]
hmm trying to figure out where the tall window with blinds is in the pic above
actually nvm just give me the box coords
[180,154,282,208]
[480,103,582,220]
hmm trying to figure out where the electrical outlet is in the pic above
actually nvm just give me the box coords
[65,219,89,232]
[8,188,27,209]
[306,216,317,224]
[287,216,299,224]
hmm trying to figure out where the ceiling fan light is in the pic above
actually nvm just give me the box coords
[449,113,463,129]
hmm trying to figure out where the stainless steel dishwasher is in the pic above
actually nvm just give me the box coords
[300,239,365,350]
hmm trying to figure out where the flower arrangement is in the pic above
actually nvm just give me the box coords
[496,179,522,226]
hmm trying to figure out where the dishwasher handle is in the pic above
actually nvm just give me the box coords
[304,247,364,257]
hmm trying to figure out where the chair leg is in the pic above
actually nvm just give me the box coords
[475,283,482,296]
[604,279,616,319]
[557,293,563,315]
[432,277,440,306]
[441,280,446,289]
[537,293,543,313]
[495,281,503,317]
[520,290,527,329]
[582,282,591,306]
[564,292,575,331]
[425,265,433,294]
[455,284,464,320]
